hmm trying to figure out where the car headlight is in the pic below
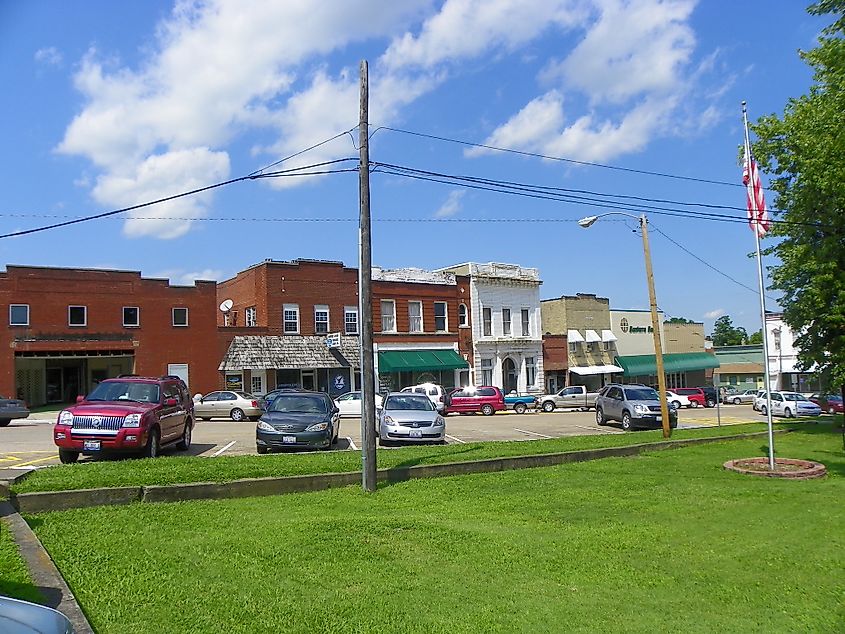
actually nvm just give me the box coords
[59,410,74,427]
[633,404,649,415]
[257,420,275,432]
[305,422,329,432]
[383,415,395,425]
[123,413,142,428]
[433,416,445,427]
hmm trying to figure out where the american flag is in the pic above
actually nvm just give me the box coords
[743,144,770,236]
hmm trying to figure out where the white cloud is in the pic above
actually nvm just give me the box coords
[35,47,63,66]
[704,308,726,319]
[154,268,225,285]
[435,190,466,217]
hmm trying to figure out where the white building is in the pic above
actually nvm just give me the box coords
[438,262,543,393]
[765,313,819,392]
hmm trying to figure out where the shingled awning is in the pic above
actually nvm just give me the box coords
[218,335,360,371]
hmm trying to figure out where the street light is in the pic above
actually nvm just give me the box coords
[578,212,672,438]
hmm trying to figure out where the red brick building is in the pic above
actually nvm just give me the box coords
[0,266,219,406]
[216,259,473,396]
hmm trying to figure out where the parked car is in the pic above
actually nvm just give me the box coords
[752,390,768,411]
[400,383,449,412]
[757,391,822,418]
[256,391,339,453]
[595,383,678,431]
[724,389,758,405]
[808,393,844,414]
[0,595,74,633]
[193,390,262,421]
[378,392,445,444]
[504,392,539,414]
[258,387,305,411]
[670,387,707,408]
[334,391,383,417]
[697,386,718,408]
[665,390,691,409]
[0,395,29,427]
[53,375,194,463]
[445,386,505,416]
[537,385,599,412]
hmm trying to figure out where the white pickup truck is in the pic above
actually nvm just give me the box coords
[537,385,600,412]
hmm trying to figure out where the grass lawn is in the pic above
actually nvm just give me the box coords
[0,519,42,604]
[13,421,802,493]
[24,425,845,633]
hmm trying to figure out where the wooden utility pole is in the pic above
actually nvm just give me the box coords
[358,60,377,492]
[640,214,671,438]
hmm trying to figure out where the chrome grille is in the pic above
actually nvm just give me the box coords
[72,415,124,431]
[647,405,661,412]
[396,421,432,428]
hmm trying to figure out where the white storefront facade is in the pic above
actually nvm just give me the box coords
[765,313,820,392]
[439,262,544,394]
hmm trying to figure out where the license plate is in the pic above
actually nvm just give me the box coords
[410,429,423,438]
[83,440,101,451]
[655,417,662,422]
[282,436,297,444]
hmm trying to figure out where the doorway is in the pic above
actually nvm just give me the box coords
[502,357,518,394]
[301,370,316,391]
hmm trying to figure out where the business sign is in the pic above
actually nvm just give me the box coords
[225,373,243,390]
[326,332,341,349]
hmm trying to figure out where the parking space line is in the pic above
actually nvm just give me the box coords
[445,434,465,444]
[14,455,60,468]
[513,428,554,439]
[211,440,236,457]
[573,424,623,434]
[347,437,358,450]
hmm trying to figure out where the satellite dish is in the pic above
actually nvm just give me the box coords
[219,299,234,313]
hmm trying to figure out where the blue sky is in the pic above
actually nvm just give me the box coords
[0,1,827,335]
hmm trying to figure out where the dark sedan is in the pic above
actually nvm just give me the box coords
[0,396,29,427]
[255,391,339,453]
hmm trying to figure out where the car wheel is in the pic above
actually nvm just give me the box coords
[595,408,606,426]
[481,404,495,416]
[761,405,768,416]
[733,397,741,405]
[0,419,10,427]
[230,408,245,422]
[176,420,192,451]
[256,445,269,455]
[672,401,681,409]
[829,407,836,414]
[58,449,79,464]
[542,401,555,413]
[378,437,392,447]
[514,403,527,415]
[784,407,793,418]
[706,399,716,408]
[143,428,160,458]
[621,412,633,431]
[689,401,699,408]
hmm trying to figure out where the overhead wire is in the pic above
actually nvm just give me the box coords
[248,127,357,177]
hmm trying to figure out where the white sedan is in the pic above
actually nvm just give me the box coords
[666,390,692,409]
[334,391,383,417]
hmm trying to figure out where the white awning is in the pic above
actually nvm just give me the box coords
[585,329,602,343]
[567,329,585,343]
[601,329,618,342]
[568,364,624,376]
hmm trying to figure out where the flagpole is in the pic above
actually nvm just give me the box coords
[742,100,776,470]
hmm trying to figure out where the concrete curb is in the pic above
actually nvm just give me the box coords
[10,430,785,513]
[0,501,94,633]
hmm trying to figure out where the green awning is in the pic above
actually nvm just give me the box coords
[378,349,469,373]
[615,352,720,376]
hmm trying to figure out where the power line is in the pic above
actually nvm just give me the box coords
[372,125,749,189]
[248,127,358,177]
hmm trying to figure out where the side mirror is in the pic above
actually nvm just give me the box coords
[76,395,85,404]
[165,397,178,406]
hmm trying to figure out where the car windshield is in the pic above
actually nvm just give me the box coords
[87,381,160,403]
[268,395,327,414]
[784,393,808,401]
[827,395,843,402]
[385,395,435,411]
[624,387,659,401]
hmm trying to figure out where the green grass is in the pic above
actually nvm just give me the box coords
[0,519,42,603]
[13,422,802,493]
[24,426,845,633]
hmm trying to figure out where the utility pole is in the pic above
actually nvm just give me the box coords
[640,214,671,438]
[358,60,377,492]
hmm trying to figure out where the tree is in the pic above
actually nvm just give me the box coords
[747,330,763,345]
[752,1,845,394]
[665,317,694,324]
[711,315,748,347]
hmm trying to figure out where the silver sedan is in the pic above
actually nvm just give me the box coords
[193,390,263,421]
[378,392,445,445]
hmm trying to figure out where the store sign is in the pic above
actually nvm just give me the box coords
[628,326,654,334]
[331,373,347,394]
[225,374,243,390]
[326,332,341,348]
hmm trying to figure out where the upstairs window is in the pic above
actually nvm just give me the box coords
[314,305,329,334]
[458,303,468,327]
[482,307,492,337]
[521,309,530,337]
[123,307,140,327]
[172,307,189,327]
[245,306,257,327]
[344,306,358,335]
[9,304,29,326]
[408,301,423,333]
[502,308,511,336]
[68,305,87,327]
[434,302,447,331]
[283,304,299,333]
[381,300,396,332]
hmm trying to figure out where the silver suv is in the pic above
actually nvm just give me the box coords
[595,383,678,431]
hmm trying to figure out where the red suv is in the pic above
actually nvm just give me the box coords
[445,386,505,416]
[672,387,706,408]
[53,375,194,463]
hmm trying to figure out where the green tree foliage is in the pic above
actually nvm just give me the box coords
[665,317,694,324]
[747,330,763,345]
[711,315,748,346]
[752,1,845,389]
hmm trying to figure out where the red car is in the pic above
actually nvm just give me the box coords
[671,387,707,408]
[445,386,505,416]
[809,393,844,414]
[53,375,194,463]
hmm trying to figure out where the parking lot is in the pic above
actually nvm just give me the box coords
[0,404,770,471]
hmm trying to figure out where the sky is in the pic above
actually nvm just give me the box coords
[0,0,829,335]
